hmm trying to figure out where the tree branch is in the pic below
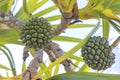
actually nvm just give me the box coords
[54,2,79,36]
[0,10,24,30]
[44,47,57,62]
[23,49,43,80]
[46,42,74,72]
[54,12,72,36]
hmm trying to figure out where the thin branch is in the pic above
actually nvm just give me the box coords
[62,59,74,72]
[23,49,43,80]
[44,48,56,62]
[54,2,79,36]
[48,42,74,72]
[54,12,72,36]
[48,42,64,57]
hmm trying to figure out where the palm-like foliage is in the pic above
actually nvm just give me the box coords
[0,0,120,80]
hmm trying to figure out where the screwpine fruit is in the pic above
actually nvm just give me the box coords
[81,36,115,70]
[20,17,53,48]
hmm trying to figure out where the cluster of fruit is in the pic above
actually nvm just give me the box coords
[20,17,53,49]
[81,36,115,70]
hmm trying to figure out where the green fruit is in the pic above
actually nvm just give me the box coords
[81,36,115,71]
[20,17,53,48]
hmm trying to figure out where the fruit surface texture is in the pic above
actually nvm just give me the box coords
[20,17,53,49]
[81,36,115,70]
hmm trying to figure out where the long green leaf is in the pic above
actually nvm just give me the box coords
[15,0,48,20]
[22,61,26,73]
[105,0,120,13]
[36,21,100,78]
[7,0,14,13]
[109,20,120,33]
[27,0,48,13]
[0,47,16,76]
[111,36,120,49]
[46,15,61,22]
[0,64,11,70]
[0,29,22,45]
[2,45,16,75]
[23,0,31,17]
[68,24,96,28]
[73,60,80,70]
[0,0,14,13]
[30,48,35,57]
[102,18,110,39]
[0,0,8,11]
[53,36,82,42]
[53,64,60,76]
[40,62,51,78]
[52,24,95,29]
[47,72,120,80]
[79,64,90,72]
[33,6,57,17]
[69,55,83,62]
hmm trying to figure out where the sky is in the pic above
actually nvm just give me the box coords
[0,0,120,77]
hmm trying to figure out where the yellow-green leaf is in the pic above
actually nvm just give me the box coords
[68,24,96,28]
[46,15,61,22]
[22,61,26,73]
[102,18,110,39]
[15,0,48,20]
[0,64,11,70]
[33,6,57,17]
[40,62,51,78]
[52,24,95,29]
[79,64,90,72]
[53,64,60,76]
[47,72,120,80]
[53,36,82,42]
[0,29,22,45]
[109,20,120,33]
[69,55,83,62]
